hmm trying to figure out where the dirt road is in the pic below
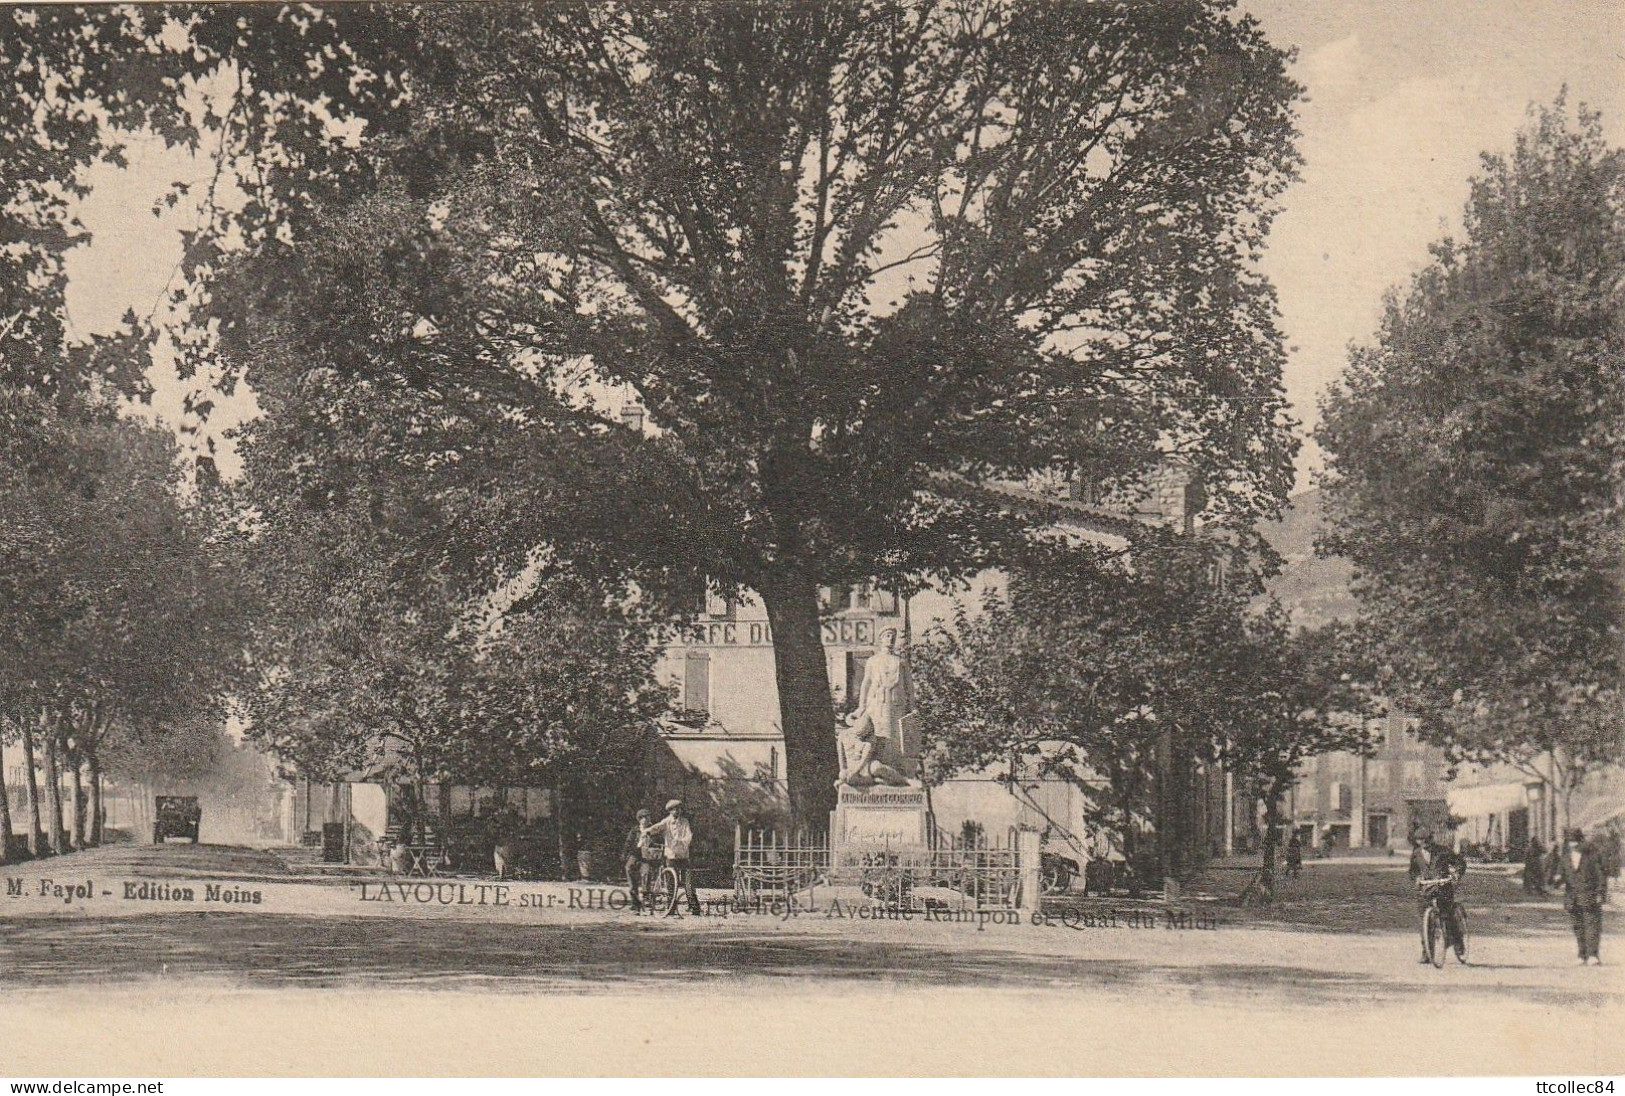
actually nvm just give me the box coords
[0,843,1616,1074]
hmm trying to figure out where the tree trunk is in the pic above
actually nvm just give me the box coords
[0,731,12,864]
[1260,793,1282,890]
[759,573,840,826]
[88,749,104,846]
[22,713,42,857]
[42,724,65,855]
[68,749,86,850]
[554,782,570,880]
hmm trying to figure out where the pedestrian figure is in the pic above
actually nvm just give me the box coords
[1557,827,1606,965]
[1522,840,1547,896]
[643,798,701,916]
[1284,832,1303,879]
[1409,829,1466,963]
[622,808,656,912]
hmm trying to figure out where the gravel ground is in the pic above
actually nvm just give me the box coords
[0,843,1617,1075]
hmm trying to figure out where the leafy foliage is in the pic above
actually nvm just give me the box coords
[912,542,1374,880]
[1317,100,1625,799]
[197,1,1302,820]
[233,397,669,800]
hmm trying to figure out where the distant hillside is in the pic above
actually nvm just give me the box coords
[1258,488,1360,629]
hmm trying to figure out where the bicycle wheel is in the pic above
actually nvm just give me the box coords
[1452,906,1469,963]
[643,864,671,915]
[658,866,681,915]
[1424,905,1444,968]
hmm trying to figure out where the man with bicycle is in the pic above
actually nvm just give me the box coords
[642,798,702,916]
[1409,828,1466,963]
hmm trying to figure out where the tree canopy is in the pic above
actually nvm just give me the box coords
[195,1,1302,820]
[911,540,1371,879]
[1317,100,1624,806]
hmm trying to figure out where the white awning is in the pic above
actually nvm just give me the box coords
[1447,781,1532,818]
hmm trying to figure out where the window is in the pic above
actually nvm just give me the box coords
[683,652,711,716]
[449,786,473,816]
[849,584,873,610]
[520,787,552,820]
[818,586,839,614]
[1403,760,1425,789]
[1337,783,1353,813]
[705,590,733,619]
[874,588,899,614]
[1368,763,1391,793]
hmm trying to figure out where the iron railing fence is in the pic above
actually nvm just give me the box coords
[733,822,1024,912]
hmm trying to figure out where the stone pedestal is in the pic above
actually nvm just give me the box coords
[830,785,930,855]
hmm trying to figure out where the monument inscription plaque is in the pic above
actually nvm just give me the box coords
[832,786,929,848]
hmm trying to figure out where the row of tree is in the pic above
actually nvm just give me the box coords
[0,391,243,858]
[5,6,1611,863]
[5,2,1307,825]
[1317,100,1624,820]
[1,8,255,859]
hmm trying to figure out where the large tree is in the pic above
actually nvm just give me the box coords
[1317,101,1625,820]
[200,1,1301,822]
[913,545,1374,887]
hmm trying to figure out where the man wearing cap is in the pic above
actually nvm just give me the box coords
[643,799,702,915]
[1556,827,1606,965]
[622,808,658,913]
[1409,828,1466,963]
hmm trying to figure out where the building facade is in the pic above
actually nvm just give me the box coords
[1289,712,1451,850]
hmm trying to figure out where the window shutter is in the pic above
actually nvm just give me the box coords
[683,652,711,714]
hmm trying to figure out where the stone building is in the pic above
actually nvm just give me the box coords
[1288,712,1451,851]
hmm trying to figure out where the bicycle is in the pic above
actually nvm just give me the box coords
[1418,876,1468,967]
[641,856,681,916]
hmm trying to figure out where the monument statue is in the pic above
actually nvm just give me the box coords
[836,626,917,788]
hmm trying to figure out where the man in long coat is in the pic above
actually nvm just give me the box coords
[1556,827,1606,965]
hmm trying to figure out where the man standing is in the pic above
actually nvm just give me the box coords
[622,808,656,912]
[1522,839,1547,896]
[643,798,702,916]
[1556,827,1606,965]
[1284,831,1303,878]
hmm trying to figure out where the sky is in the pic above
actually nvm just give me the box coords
[61,1,1625,489]
[1241,0,1625,482]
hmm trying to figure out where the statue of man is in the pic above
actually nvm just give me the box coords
[837,627,913,787]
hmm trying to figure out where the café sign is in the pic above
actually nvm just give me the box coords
[671,616,878,649]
